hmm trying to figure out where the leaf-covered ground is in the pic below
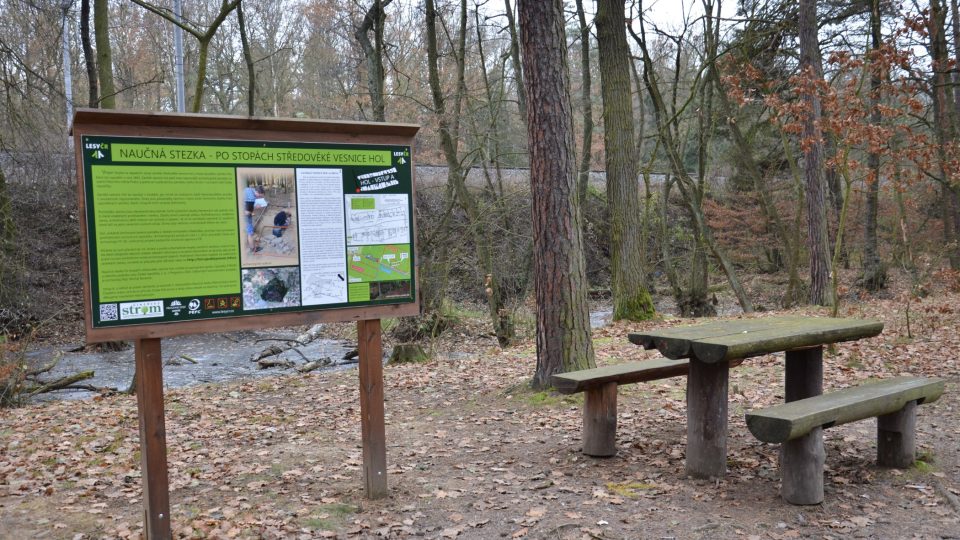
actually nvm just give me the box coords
[2,288,959,539]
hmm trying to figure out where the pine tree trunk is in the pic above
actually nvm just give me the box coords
[862,0,886,290]
[799,0,832,305]
[518,0,596,388]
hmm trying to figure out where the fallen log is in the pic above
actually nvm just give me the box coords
[25,370,95,396]
[250,323,325,362]
[257,358,294,369]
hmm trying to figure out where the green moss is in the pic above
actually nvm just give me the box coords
[613,292,656,322]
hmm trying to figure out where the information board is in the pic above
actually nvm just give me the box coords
[72,111,420,341]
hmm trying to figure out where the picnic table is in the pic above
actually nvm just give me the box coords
[629,315,883,478]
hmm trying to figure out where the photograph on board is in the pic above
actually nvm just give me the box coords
[241,267,302,310]
[237,167,300,269]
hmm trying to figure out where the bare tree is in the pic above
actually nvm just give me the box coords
[131,0,241,113]
[355,0,392,122]
[630,2,754,314]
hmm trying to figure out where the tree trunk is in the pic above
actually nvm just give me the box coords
[503,0,527,121]
[862,0,886,290]
[574,0,593,215]
[80,0,99,107]
[928,0,960,268]
[518,0,596,388]
[237,1,256,115]
[596,0,655,321]
[799,0,832,305]
[93,0,116,108]
[659,177,684,302]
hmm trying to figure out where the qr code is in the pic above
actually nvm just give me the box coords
[99,303,119,322]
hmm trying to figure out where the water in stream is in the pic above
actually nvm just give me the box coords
[26,329,356,402]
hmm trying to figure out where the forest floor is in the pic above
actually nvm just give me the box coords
[1,272,960,539]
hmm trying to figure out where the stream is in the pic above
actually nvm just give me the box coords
[25,299,736,402]
[25,328,356,402]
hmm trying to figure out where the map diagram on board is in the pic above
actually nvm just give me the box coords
[347,245,411,283]
[345,194,409,245]
[302,271,348,303]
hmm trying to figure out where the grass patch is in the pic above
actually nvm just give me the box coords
[503,384,581,407]
[302,503,358,532]
[845,353,864,370]
[606,481,656,498]
[914,451,936,473]
[525,390,580,407]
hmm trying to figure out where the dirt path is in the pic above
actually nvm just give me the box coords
[1,294,959,539]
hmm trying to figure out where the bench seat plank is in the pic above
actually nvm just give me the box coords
[551,358,689,394]
[746,377,945,443]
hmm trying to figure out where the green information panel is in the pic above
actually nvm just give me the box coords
[80,136,415,328]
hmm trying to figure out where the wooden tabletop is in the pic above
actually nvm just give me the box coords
[628,315,883,363]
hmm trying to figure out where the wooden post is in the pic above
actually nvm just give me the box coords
[134,338,172,539]
[357,319,388,499]
[878,400,916,468]
[582,382,617,457]
[685,359,728,478]
[781,346,825,505]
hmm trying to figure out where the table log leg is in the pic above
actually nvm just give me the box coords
[781,347,825,504]
[583,382,617,457]
[877,400,916,468]
[686,359,728,478]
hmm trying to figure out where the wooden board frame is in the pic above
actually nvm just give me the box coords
[71,109,421,342]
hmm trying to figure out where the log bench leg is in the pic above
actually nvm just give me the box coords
[583,382,617,457]
[686,359,728,478]
[878,400,917,468]
[781,427,826,505]
[780,347,826,504]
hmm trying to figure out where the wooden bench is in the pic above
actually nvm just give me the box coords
[745,376,946,505]
[553,358,731,457]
